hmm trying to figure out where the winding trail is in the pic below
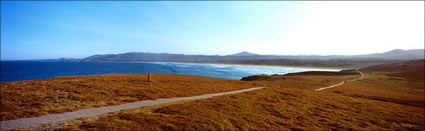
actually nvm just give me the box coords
[315,70,364,91]
[0,87,265,131]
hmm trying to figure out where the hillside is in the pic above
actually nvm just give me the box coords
[360,59,424,81]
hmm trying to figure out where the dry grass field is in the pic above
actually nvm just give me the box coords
[2,60,424,130]
[335,60,425,108]
[52,73,424,130]
[1,73,262,121]
[328,74,424,108]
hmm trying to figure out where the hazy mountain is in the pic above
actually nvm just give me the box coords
[82,49,424,62]
[229,51,258,56]
[360,49,425,59]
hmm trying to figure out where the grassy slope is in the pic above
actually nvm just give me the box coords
[57,73,424,130]
[329,73,424,108]
[1,73,263,121]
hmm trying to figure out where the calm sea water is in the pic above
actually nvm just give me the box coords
[1,61,316,82]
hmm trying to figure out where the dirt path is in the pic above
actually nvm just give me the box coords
[0,87,265,131]
[315,70,364,91]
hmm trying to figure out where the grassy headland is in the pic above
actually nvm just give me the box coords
[2,60,424,130]
[53,60,424,130]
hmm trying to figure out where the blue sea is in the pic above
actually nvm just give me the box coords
[0,61,331,82]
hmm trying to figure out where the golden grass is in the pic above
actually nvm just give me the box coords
[4,69,424,130]
[1,73,263,121]
[26,72,424,130]
[329,73,424,107]
[57,80,424,130]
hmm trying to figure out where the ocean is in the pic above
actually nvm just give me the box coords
[0,61,331,82]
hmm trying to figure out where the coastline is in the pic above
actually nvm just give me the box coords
[1,60,342,83]
[134,61,343,72]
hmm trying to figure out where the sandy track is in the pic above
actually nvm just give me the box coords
[315,70,364,91]
[0,87,265,131]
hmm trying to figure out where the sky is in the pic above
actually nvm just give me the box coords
[1,1,424,60]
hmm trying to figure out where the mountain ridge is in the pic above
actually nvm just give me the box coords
[82,49,424,61]
[17,49,423,69]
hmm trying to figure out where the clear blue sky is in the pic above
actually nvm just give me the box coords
[1,1,424,60]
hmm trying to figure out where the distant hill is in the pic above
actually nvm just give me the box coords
[228,51,258,56]
[41,49,421,69]
[82,49,424,62]
[354,49,425,59]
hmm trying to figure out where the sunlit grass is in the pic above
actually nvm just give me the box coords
[3,69,424,130]
[0,73,262,121]
[48,72,424,130]
[61,81,424,130]
[329,73,424,107]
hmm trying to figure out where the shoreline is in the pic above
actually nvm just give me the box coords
[133,61,343,72]
[1,60,345,71]
[1,61,342,83]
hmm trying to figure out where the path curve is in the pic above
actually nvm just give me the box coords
[0,87,265,131]
[315,70,364,91]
